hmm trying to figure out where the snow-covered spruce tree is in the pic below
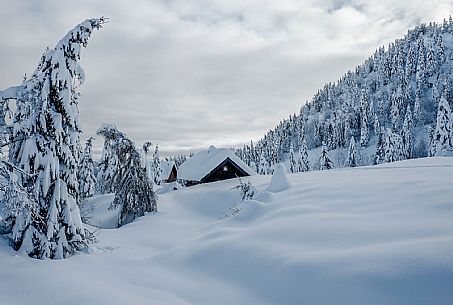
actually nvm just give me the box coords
[396,133,404,161]
[426,42,437,78]
[413,97,422,126]
[373,113,380,136]
[346,136,357,167]
[384,129,403,163]
[360,89,370,147]
[430,95,452,155]
[0,98,12,154]
[288,144,296,173]
[384,129,396,163]
[0,166,38,239]
[0,89,32,235]
[319,142,333,170]
[259,153,268,175]
[249,140,257,166]
[428,125,437,157]
[78,137,96,199]
[141,141,154,183]
[296,123,310,172]
[249,161,257,173]
[268,158,276,174]
[374,127,386,164]
[97,125,158,227]
[152,144,162,185]
[77,137,96,224]
[297,136,310,172]
[5,18,106,259]
[401,106,414,159]
[436,32,446,63]
[96,125,119,194]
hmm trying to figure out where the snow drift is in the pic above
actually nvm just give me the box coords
[1,157,453,305]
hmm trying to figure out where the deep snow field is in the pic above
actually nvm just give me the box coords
[1,157,453,305]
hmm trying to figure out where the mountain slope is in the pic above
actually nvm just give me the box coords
[238,19,453,170]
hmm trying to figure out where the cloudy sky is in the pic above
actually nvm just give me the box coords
[0,0,451,156]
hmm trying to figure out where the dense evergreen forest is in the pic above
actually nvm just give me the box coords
[236,18,453,173]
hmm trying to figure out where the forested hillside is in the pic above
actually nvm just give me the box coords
[237,18,453,172]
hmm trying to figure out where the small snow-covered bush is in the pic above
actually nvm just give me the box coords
[234,178,256,200]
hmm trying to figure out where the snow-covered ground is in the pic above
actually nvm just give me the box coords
[1,157,453,305]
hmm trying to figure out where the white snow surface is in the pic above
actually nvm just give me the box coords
[84,193,118,229]
[1,157,453,305]
[178,145,255,181]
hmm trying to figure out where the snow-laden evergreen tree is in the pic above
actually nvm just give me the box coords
[428,125,437,157]
[413,97,422,126]
[426,42,437,78]
[0,99,12,154]
[374,127,386,164]
[436,33,446,64]
[172,154,187,167]
[416,37,427,84]
[297,136,310,172]
[319,142,333,170]
[152,144,162,185]
[396,133,404,161]
[249,140,257,166]
[390,86,405,131]
[343,120,352,146]
[141,141,154,182]
[1,167,38,243]
[1,18,106,259]
[97,125,158,227]
[373,113,380,135]
[250,161,257,173]
[346,136,357,167]
[259,153,268,175]
[384,129,396,163]
[288,144,296,173]
[384,129,403,163]
[97,124,119,194]
[78,137,96,199]
[401,106,414,159]
[430,94,452,155]
[268,161,275,175]
[360,89,370,147]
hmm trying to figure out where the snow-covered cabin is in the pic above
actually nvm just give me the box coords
[178,146,255,185]
[161,160,177,183]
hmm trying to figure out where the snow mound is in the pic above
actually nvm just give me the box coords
[84,193,118,229]
[266,163,290,193]
[435,150,453,157]
[156,181,181,194]
[255,190,275,202]
[233,200,266,222]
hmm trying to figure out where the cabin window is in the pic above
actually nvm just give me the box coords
[223,166,228,172]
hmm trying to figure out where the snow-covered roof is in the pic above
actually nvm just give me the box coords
[178,146,255,181]
[161,160,176,179]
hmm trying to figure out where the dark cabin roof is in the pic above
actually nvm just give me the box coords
[178,146,255,182]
